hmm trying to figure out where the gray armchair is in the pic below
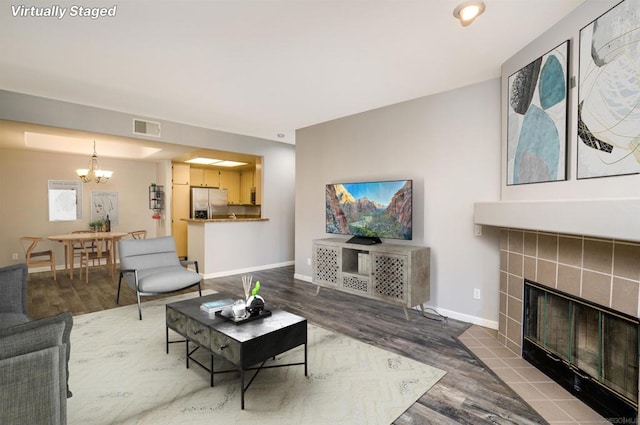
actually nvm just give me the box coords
[0,263,73,425]
[117,236,202,319]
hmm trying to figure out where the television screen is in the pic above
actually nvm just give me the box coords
[326,180,412,241]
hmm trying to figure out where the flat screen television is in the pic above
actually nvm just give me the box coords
[325,179,412,244]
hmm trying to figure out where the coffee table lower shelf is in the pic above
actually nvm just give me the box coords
[183,341,307,408]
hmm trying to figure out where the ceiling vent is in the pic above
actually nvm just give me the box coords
[133,118,161,137]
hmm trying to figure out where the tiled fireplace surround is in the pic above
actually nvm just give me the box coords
[498,229,640,355]
[491,228,640,422]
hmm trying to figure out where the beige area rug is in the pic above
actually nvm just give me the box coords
[67,292,446,425]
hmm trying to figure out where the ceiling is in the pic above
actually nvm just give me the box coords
[0,0,585,149]
[0,119,260,169]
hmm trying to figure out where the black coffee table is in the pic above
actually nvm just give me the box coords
[165,293,307,409]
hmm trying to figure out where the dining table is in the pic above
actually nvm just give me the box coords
[47,231,129,280]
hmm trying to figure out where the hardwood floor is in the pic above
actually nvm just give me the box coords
[26,265,547,425]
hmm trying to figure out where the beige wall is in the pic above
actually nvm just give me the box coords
[0,148,159,269]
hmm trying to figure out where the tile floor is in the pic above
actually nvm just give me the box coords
[458,325,617,424]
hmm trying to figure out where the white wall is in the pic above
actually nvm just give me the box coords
[295,79,502,327]
[475,0,640,241]
[0,90,296,273]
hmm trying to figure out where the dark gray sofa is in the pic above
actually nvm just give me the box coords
[0,263,73,425]
[0,263,30,328]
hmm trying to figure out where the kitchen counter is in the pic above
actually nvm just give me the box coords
[182,217,268,223]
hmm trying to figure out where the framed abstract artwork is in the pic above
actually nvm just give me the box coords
[91,190,119,224]
[578,0,640,179]
[507,40,569,185]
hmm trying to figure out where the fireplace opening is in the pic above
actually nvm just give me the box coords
[523,279,639,422]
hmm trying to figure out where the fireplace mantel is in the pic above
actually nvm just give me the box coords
[474,199,640,242]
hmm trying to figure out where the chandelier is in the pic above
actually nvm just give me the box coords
[75,140,113,183]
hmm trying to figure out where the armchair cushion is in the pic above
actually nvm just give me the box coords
[125,266,202,293]
[118,236,183,270]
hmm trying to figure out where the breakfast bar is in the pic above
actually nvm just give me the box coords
[184,218,270,278]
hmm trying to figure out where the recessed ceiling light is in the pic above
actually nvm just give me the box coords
[277,133,285,138]
[214,160,248,167]
[185,157,223,165]
[185,157,247,167]
[453,1,485,27]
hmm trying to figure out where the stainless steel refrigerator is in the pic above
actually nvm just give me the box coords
[191,187,228,219]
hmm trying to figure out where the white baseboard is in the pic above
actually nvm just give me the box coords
[23,265,56,274]
[419,305,499,330]
[201,260,295,279]
[26,260,296,281]
[24,260,113,275]
[291,273,497,330]
[294,273,312,283]
[29,263,498,329]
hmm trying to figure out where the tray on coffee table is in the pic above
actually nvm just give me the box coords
[215,309,272,325]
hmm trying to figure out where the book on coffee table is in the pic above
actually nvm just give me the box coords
[200,298,235,313]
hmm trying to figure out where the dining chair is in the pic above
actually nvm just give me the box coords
[129,230,147,240]
[19,237,56,280]
[71,230,96,268]
[78,236,112,283]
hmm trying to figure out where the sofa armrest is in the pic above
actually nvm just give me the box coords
[0,312,73,413]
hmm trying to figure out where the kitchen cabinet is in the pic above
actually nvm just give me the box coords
[172,163,190,185]
[191,168,241,204]
[240,170,255,204]
[190,168,220,187]
[172,164,191,258]
[171,184,190,258]
[254,159,263,206]
[219,170,240,204]
[190,168,204,186]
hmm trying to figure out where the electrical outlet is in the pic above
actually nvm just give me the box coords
[474,224,482,236]
[11,253,18,260]
[307,258,312,266]
[473,288,481,300]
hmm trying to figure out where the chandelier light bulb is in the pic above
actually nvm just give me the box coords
[76,140,113,183]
